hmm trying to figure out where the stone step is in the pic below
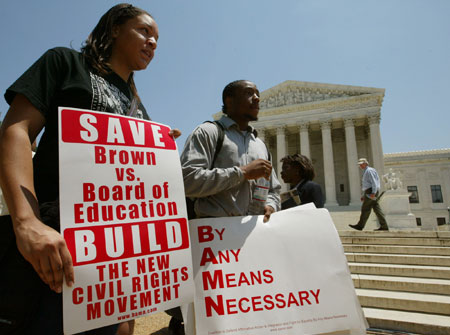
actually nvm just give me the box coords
[356,288,450,316]
[341,236,450,247]
[363,307,450,335]
[339,231,450,239]
[346,252,450,267]
[341,231,450,334]
[349,262,450,279]
[344,244,450,256]
[352,274,450,295]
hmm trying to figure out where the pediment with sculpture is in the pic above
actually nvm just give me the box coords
[259,80,385,110]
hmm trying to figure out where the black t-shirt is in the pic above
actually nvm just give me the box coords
[4,47,150,204]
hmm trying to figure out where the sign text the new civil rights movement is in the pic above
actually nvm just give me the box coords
[59,108,194,334]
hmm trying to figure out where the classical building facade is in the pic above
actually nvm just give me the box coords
[384,149,450,230]
[251,80,385,207]
[214,80,449,229]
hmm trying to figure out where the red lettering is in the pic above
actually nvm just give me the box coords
[117,279,125,295]
[237,272,250,286]
[163,286,171,300]
[310,289,320,303]
[157,254,170,269]
[94,146,106,164]
[198,226,214,243]
[140,291,152,307]
[96,265,106,281]
[202,270,224,290]
[299,291,311,305]
[252,296,263,311]
[95,283,106,299]
[151,273,159,287]
[121,262,129,276]
[132,276,141,293]
[181,267,189,281]
[131,151,144,164]
[161,270,170,285]
[173,283,180,299]
[115,168,125,181]
[117,204,126,220]
[104,300,114,316]
[87,302,101,320]
[263,269,273,284]
[83,183,95,201]
[239,297,250,313]
[263,295,275,310]
[130,294,138,310]
[205,295,224,317]
[225,272,237,288]
[117,296,127,313]
[199,247,218,266]
[109,263,120,279]
[287,292,299,307]
[74,203,84,223]
[226,298,238,315]
[275,294,286,308]
[154,288,160,304]
[215,228,225,240]
[62,109,177,149]
[64,219,188,266]
[87,203,99,222]
[72,287,83,304]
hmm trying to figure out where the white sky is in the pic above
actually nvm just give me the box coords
[1,0,449,153]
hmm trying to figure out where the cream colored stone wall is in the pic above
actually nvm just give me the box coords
[384,149,450,230]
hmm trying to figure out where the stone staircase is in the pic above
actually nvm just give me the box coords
[339,230,450,335]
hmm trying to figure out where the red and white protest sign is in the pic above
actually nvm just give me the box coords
[59,108,194,334]
[188,206,367,335]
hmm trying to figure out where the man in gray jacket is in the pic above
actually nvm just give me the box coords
[181,79,281,221]
[168,81,281,334]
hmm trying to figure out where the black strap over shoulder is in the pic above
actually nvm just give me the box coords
[186,120,272,220]
[186,120,224,220]
[203,120,225,167]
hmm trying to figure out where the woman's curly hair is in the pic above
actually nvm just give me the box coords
[81,3,152,99]
[280,154,316,181]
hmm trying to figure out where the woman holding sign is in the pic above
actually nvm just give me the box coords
[0,3,179,334]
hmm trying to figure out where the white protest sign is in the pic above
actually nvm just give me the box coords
[59,108,194,334]
[189,207,367,335]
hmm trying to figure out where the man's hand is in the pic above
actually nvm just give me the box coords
[240,159,272,180]
[14,218,74,293]
[369,193,376,200]
[169,128,181,139]
[263,205,275,223]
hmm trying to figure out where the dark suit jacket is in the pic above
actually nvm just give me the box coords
[281,180,324,210]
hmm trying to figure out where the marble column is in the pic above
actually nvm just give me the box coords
[298,122,311,158]
[276,126,287,191]
[368,114,385,178]
[344,118,361,206]
[320,120,338,206]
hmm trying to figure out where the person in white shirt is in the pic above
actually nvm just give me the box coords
[349,158,388,231]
